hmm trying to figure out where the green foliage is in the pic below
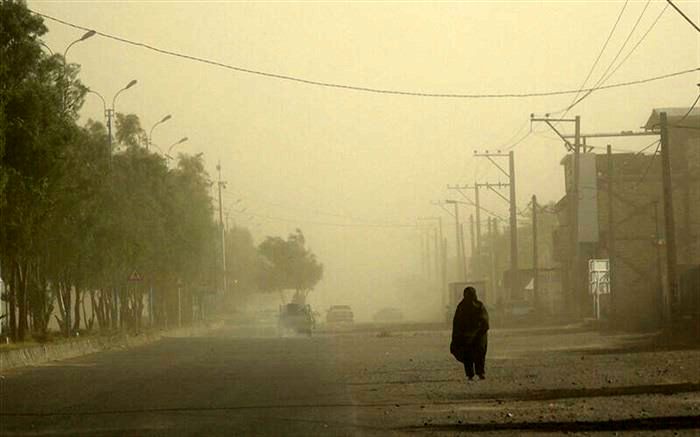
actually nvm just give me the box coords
[257,229,323,299]
[0,1,322,340]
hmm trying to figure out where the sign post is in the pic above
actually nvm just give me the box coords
[589,259,610,320]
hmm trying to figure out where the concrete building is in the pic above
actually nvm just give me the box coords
[553,107,699,330]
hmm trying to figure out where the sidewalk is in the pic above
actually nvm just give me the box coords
[0,321,223,372]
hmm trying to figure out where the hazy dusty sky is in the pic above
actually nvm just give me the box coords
[30,0,699,319]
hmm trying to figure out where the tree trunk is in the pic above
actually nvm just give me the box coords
[16,261,28,341]
[73,285,82,332]
[8,266,17,342]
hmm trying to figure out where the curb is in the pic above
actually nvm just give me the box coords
[0,321,223,372]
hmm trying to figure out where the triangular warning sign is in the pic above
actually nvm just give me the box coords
[128,271,143,282]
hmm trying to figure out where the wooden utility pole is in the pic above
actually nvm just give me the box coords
[447,184,483,253]
[442,236,448,309]
[606,145,616,321]
[532,194,539,310]
[508,151,519,300]
[572,116,582,317]
[659,111,678,325]
[432,226,439,283]
[474,185,482,252]
[447,201,463,281]
[217,162,227,295]
[472,151,518,299]
[460,222,468,280]
[488,217,497,304]
[469,214,476,260]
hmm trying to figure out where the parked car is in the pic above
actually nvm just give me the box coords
[326,305,354,324]
[372,307,404,323]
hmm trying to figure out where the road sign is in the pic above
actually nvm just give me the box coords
[128,271,143,282]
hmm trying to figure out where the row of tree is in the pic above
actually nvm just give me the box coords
[0,1,323,342]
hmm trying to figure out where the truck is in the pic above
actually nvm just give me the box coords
[278,303,315,336]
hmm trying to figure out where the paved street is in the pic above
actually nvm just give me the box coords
[1,324,699,436]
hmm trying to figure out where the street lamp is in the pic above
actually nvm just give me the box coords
[148,114,172,150]
[62,30,96,112]
[86,79,138,157]
[164,137,188,160]
[168,137,188,154]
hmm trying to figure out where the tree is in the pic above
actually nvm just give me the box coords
[0,0,87,340]
[257,229,323,303]
[224,225,263,308]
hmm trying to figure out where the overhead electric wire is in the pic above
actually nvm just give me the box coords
[220,191,420,229]
[220,189,409,226]
[598,3,669,87]
[632,141,661,189]
[592,0,652,90]
[567,0,666,112]
[567,0,629,107]
[666,0,700,33]
[232,209,421,229]
[677,93,700,123]
[30,8,699,100]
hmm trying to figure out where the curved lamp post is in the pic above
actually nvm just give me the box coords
[148,114,172,150]
[86,79,137,157]
[62,30,96,112]
[164,136,188,160]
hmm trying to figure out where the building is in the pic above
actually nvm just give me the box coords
[553,107,699,330]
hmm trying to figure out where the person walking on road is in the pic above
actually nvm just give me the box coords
[450,286,489,380]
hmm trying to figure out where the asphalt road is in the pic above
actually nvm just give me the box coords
[1,324,699,436]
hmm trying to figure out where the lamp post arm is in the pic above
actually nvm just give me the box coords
[112,86,130,112]
[87,90,107,116]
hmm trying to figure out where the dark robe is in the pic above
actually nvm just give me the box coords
[450,297,489,377]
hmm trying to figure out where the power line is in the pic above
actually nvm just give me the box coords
[220,189,410,226]
[599,3,669,87]
[567,1,666,111]
[31,9,699,100]
[567,0,629,108]
[593,0,652,90]
[677,92,700,123]
[233,209,421,229]
[219,191,421,229]
[666,0,700,33]
[632,141,661,189]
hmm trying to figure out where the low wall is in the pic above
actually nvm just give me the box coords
[0,321,223,372]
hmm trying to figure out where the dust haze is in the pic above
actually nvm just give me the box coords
[27,1,697,323]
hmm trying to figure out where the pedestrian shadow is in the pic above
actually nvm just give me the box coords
[449,382,700,402]
[402,415,700,433]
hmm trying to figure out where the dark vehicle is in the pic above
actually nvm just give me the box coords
[372,307,404,323]
[326,305,354,324]
[278,303,314,336]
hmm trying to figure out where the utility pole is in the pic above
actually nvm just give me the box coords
[460,223,468,281]
[432,226,439,284]
[572,116,582,317]
[488,217,498,305]
[469,214,476,259]
[532,195,539,311]
[473,151,518,300]
[445,200,467,281]
[420,228,427,277]
[659,112,678,326]
[606,145,616,322]
[419,216,445,294]
[530,114,583,317]
[447,184,482,252]
[508,151,519,300]
[217,162,227,295]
